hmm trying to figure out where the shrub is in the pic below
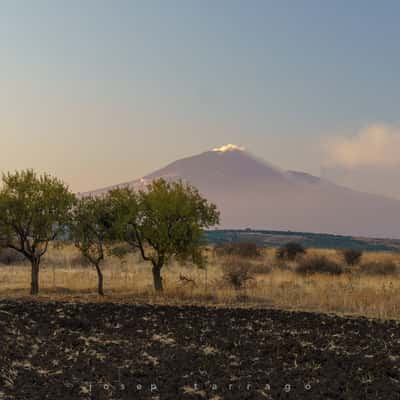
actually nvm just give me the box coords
[247,263,272,275]
[360,260,398,276]
[296,255,343,275]
[276,242,306,261]
[340,249,363,266]
[69,253,92,268]
[215,242,261,258]
[0,248,26,265]
[222,260,255,289]
[109,243,132,259]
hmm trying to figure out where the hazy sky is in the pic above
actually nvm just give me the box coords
[1,1,400,193]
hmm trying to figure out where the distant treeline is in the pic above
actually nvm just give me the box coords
[205,229,400,252]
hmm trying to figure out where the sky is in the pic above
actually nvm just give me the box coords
[1,1,400,194]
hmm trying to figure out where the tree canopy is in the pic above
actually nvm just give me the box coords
[109,179,220,291]
[0,170,75,294]
[69,195,116,295]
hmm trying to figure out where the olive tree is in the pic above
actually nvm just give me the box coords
[109,179,220,292]
[0,170,75,295]
[69,195,115,296]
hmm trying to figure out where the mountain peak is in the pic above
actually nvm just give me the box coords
[83,146,400,238]
[212,144,245,153]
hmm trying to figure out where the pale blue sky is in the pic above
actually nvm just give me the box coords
[1,1,400,191]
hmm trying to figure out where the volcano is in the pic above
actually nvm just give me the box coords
[85,145,400,238]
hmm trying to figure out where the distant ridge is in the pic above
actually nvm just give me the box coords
[84,145,400,239]
[205,229,400,252]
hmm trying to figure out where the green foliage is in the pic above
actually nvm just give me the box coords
[108,243,132,260]
[0,170,75,294]
[106,187,140,244]
[138,179,220,267]
[70,196,119,264]
[69,195,117,295]
[0,170,75,252]
[109,179,220,291]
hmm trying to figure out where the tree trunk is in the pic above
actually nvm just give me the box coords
[30,259,40,295]
[152,263,163,292]
[94,263,104,296]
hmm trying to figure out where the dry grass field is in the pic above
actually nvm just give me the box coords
[1,245,400,320]
[2,245,400,399]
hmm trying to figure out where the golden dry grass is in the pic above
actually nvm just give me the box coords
[1,245,400,320]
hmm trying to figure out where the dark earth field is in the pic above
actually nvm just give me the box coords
[0,301,400,399]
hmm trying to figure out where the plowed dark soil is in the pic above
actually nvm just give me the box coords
[0,301,399,399]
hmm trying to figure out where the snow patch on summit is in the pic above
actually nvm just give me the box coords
[212,144,244,152]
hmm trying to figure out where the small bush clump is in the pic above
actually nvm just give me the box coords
[340,249,363,266]
[215,242,261,258]
[0,248,26,265]
[247,263,272,275]
[109,243,133,259]
[276,242,306,261]
[69,254,92,268]
[222,260,255,289]
[360,260,398,276]
[296,255,343,275]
